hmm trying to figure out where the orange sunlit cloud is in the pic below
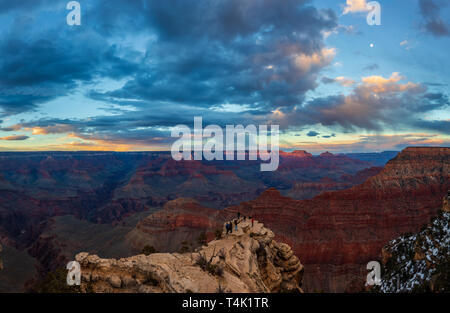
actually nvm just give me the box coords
[360,72,424,94]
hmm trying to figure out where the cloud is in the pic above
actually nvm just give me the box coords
[269,72,449,133]
[0,1,447,153]
[322,76,355,87]
[7,101,257,149]
[31,124,77,135]
[0,0,54,15]
[295,48,336,73]
[86,0,337,111]
[0,11,141,116]
[419,0,449,37]
[307,130,320,137]
[0,0,338,120]
[287,133,450,153]
[399,40,414,50]
[343,0,370,14]
[322,24,358,38]
[363,63,379,71]
[412,120,450,133]
[0,135,29,140]
[15,71,445,149]
[359,72,424,94]
[0,124,22,131]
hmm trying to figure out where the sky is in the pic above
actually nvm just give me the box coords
[0,0,448,153]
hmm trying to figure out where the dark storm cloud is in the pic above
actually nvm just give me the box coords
[413,120,450,134]
[0,18,140,116]
[0,0,53,14]
[92,0,335,48]
[87,0,337,111]
[0,0,337,121]
[145,0,334,45]
[419,0,450,37]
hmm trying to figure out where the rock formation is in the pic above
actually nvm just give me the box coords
[379,192,450,292]
[76,219,303,293]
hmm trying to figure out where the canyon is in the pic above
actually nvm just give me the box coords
[0,147,448,292]
[0,149,375,291]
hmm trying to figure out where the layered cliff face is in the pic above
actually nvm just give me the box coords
[285,167,383,199]
[126,198,222,253]
[76,219,303,293]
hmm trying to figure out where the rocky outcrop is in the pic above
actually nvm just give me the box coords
[378,193,450,293]
[76,219,303,293]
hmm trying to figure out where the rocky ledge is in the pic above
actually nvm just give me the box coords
[75,219,303,293]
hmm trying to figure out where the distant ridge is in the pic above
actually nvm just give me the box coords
[343,150,399,166]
